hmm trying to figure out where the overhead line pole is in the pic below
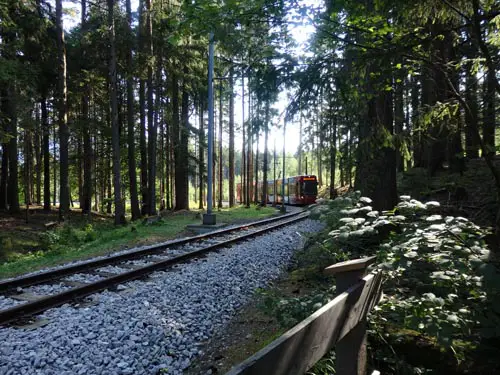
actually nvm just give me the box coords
[203,32,216,225]
[281,116,287,213]
[273,139,276,208]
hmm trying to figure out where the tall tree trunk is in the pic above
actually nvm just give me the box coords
[198,100,204,209]
[159,107,165,211]
[465,62,480,159]
[339,135,345,188]
[246,84,252,207]
[138,0,148,215]
[145,0,156,215]
[24,127,33,206]
[218,82,223,209]
[0,92,8,210]
[394,61,405,173]
[228,68,235,207]
[316,104,323,186]
[261,101,269,206]
[41,98,50,211]
[356,89,397,210]
[411,75,421,168]
[329,107,337,199]
[106,148,112,214]
[1,23,19,213]
[93,133,98,211]
[56,0,69,220]
[34,106,41,204]
[241,72,247,206]
[3,62,19,213]
[483,67,496,156]
[6,92,19,214]
[77,137,83,206]
[428,29,451,176]
[171,76,182,210]
[419,59,436,169]
[108,0,125,224]
[177,71,190,210]
[254,131,259,204]
[125,0,140,220]
[347,128,353,188]
[355,41,397,210]
[447,53,464,174]
[81,0,92,215]
[0,143,7,210]
[139,79,148,214]
[165,104,171,210]
[53,124,57,207]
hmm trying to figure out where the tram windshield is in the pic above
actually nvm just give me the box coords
[302,180,318,195]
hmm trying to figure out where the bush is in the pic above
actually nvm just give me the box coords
[83,224,97,242]
[0,236,13,262]
[277,193,499,373]
[39,231,61,250]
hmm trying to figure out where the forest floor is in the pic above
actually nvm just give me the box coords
[187,159,500,375]
[0,204,278,279]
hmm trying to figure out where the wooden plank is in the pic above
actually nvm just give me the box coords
[336,320,367,375]
[118,263,146,270]
[60,280,88,288]
[225,272,383,375]
[88,270,120,278]
[324,256,377,276]
[10,293,46,302]
[44,221,58,229]
[12,317,51,330]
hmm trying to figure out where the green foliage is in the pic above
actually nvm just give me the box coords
[0,206,278,279]
[257,192,499,373]
[0,236,13,262]
[257,286,336,328]
[39,230,61,250]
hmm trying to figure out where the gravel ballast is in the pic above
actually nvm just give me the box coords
[0,218,323,375]
[0,296,24,311]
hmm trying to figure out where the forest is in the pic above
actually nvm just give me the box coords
[1,0,499,236]
[1,1,500,374]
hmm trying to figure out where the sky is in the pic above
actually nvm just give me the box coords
[58,0,319,158]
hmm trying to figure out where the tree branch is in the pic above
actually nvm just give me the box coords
[439,0,471,22]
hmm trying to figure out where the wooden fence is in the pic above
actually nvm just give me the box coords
[226,256,382,375]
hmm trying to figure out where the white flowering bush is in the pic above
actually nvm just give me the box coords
[305,193,500,373]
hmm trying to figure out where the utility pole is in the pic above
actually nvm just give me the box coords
[241,70,246,206]
[218,80,223,210]
[203,32,216,225]
[281,117,286,213]
[273,139,276,207]
[298,104,302,175]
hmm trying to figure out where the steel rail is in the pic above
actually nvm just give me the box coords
[0,210,303,293]
[0,212,309,326]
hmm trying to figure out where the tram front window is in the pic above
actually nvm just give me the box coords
[302,181,318,196]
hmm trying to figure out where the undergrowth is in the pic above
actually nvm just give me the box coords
[0,205,277,279]
[256,193,500,375]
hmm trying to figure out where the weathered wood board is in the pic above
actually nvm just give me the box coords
[225,271,382,375]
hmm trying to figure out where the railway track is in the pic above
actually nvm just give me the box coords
[0,210,308,326]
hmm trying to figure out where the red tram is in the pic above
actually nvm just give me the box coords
[236,175,318,205]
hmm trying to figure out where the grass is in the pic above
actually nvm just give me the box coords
[0,205,278,280]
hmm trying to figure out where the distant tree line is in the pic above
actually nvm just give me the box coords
[0,0,295,224]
